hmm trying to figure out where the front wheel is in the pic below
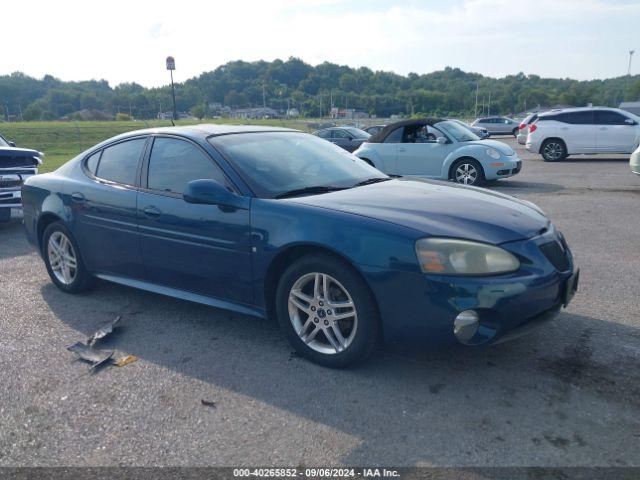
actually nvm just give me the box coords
[541,139,567,162]
[450,158,486,186]
[512,127,519,137]
[276,254,381,368]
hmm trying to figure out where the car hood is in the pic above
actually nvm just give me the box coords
[463,139,515,156]
[289,178,549,244]
[0,146,43,165]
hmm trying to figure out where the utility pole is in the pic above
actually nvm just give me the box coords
[474,82,479,119]
[487,90,491,116]
[166,56,177,121]
[262,85,266,108]
[628,50,635,76]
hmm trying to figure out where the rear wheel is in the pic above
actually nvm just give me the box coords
[541,139,567,162]
[42,221,94,293]
[276,254,380,368]
[512,127,519,137]
[450,158,485,186]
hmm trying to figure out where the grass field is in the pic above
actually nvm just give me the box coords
[1,119,314,173]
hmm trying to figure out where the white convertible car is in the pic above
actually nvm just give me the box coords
[353,118,522,186]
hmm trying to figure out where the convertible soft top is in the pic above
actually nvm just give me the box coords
[367,117,445,143]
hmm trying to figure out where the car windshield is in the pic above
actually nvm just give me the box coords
[435,120,480,142]
[342,127,371,139]
[209,132,387,198]
[0,135,9,147]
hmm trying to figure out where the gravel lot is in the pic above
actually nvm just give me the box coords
[1,138,639,467]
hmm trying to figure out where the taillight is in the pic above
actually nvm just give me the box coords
[518,123,526,130]
[529,124,537,133]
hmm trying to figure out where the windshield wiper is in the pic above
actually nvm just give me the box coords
[352,177,392,187]
[274,185,346,199]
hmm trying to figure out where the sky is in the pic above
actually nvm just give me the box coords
[3,0,639,87]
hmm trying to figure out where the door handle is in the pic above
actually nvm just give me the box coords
[598,127,607,130]
[142,206,161,218]
[398,147,407,152]
[70,192,85,203]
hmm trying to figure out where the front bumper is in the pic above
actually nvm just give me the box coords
[0,188,23,209]
[363,226,576,346]
[631,151,640,175]
[0,169,36,209]
[483,154,522,180]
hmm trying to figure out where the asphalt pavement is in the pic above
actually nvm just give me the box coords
[0,138,639,467]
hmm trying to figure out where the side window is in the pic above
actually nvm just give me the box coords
[96,138,146,185]
[147,137,230,194]
[560,111,594,125]
[595,111,629,125]
[85,151,101,175]
[384,127,404,143]
[317,130,331,139]
[332,129,350,139]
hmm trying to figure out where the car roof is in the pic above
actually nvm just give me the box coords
[537,106,624,117]
[368,117,445,143]
[108,124,298,142]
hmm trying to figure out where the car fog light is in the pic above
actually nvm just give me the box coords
[454,310,479,344]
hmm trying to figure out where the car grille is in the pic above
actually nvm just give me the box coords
[539,240,571,272]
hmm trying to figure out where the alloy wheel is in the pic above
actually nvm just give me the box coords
[288,272,358,355]
[455,163,478,185]
[47,231,77,285]
[543,142,564,161]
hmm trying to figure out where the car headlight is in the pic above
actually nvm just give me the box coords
[486,148,501,160]
[415,238,520,275]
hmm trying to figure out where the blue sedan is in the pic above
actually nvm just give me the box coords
[22,125,578,368]
[353,118,521,186]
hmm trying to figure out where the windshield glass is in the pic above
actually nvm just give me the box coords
[0,135,9,147]
[342,127,371,139]
[435,120,480,142]
[209,132,387,198]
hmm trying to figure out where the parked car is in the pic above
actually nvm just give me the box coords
[526,107,640,161]
[0,133,42,222]
[313,127,371,152]
[631,144,640,175]
[516,113,539,145]
[472,116,520,136]
[450,119,489,139]
[362,125,386,136]
[353,118,522,186]
[22,125,577,368]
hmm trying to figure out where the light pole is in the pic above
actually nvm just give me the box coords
[166,56,177,121]
[628,50,635,76]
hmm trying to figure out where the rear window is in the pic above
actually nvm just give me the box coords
[95,138,146,185]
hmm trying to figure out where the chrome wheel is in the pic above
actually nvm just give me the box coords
[543,141,564,161]
[47,231,77,285]
[288,272,358,355]
[455,163,478,185]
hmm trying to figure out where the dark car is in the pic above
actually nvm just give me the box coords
[313,126,370,152]
[0,133,42,222]
[22,125,578,368]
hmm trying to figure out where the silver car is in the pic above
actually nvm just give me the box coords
[516,113,539,145]
[472,116,520,136]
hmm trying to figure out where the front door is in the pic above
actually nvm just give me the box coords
[396,125,453,177]
[594,110,638,153]
[137,136,252,304]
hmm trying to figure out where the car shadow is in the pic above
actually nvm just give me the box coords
[40,280,640,466]
[0,215,36,260]
[485,180,565,194]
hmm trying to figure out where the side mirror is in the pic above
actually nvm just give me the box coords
[436,137,448,145]
[625,118,636,125]
[8,141,15,147]
[183,179,248,210]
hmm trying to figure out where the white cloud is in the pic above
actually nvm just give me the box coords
[3,0,639,86]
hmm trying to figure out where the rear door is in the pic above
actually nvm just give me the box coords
[555,111,596,153]
[137,135,252,303]
[331,129,353,151]
[594,110,638,153]
[72,137,147,278]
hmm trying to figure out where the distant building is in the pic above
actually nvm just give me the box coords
[230,107,279,119]
[286,108,300,117]
[329,108,367,119]
[157,112,196,120]
[620,101,640,116]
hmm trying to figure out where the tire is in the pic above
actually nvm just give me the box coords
[450,158,486,186]
[42,221,94,293]
[512,128,519,137]
[275,253,381,368]
[541,139,567,162]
